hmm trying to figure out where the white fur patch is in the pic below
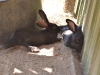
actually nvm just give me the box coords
[62,30,72,35]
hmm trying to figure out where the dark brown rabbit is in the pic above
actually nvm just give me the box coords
[2,10,61,50]
[60,19,84,52]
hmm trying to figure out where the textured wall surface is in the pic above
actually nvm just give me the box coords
[0,0,41,42]
[77,0,100,75]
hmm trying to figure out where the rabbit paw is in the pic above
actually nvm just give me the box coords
[29,46,40,53]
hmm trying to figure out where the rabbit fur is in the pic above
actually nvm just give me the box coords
[60,19,84,52]
[1,10,61,50]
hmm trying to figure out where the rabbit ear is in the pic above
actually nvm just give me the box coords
[38,10,49,24]
[36,20,48,28]
[66,19,77,33]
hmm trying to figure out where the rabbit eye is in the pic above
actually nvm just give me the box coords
[53,26,56,29]
[76,40,79,43]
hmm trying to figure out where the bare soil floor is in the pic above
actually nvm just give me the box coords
[0,42,82,75]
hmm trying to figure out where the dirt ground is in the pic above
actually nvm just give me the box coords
[0,41,82,75]
[0,0,83,75]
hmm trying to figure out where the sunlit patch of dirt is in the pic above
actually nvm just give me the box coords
[41,0,77,25]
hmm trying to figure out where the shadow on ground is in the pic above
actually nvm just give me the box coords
[0,41,82,75]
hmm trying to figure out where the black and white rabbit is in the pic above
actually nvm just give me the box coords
[1,10,61,50]
[60,19,84,52]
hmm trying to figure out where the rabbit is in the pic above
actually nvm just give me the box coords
[1,10,61,51]
[60,19,84,52]
[59,25,69,33]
